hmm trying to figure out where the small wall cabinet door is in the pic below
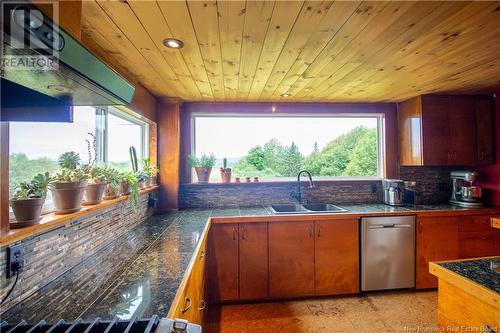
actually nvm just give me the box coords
[448,96,477,165]
[314,219,359,295]
[421,95,451,165]
[416,216,459,289]
[207,223,239,302]
[269,221,315,298]
[475,96,494,165]
[239,223,269,300]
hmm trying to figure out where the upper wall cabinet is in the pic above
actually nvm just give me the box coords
[398,95,494,166]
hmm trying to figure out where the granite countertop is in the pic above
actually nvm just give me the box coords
[438,258,500,294]
[2,203,499,323]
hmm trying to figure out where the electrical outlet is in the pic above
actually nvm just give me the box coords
[6,244,24,278]
[371,183,378,193]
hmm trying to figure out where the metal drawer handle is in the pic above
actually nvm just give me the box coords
[241,227,245,240]
[485,325,494,333]
[199,251,205,259]
[308,224,313,238]
[181,297,192,313]
[232,227,237,241]
[197,299,206,311]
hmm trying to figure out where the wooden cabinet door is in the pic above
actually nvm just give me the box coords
[421,95,450,165]
[269,221,315,298]
[239,223,268,300]
[459,231,500,258]
[416,216,459,289]
[314,219,359,295]
[475,96,494,165]
[448,96,477,165]
[207,223,239,302]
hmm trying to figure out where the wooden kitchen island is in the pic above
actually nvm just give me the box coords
[429,257,500,332]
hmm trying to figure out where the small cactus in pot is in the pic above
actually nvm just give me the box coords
[220,158,232,184]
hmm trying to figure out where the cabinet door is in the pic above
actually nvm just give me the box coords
[315,219,359,295]
[459,231,500,258]
[207,223,239,302]
[421,95,450,165]
[449,96,477,165]
[416,216,459,289]
[476,96,494,165]
[239,223,269,300]
[269,221,315,298]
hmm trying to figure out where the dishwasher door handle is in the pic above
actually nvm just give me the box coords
[368,224,412,229]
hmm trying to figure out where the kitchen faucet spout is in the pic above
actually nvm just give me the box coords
[291,170,315,204]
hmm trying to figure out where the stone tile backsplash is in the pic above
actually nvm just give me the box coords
[0,193,155,314]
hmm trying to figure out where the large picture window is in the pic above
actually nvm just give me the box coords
[9,106,148,213]
[193,115,385,182]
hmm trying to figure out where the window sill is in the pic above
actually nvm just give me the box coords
[0,185,159,248]
[183,178,382,187]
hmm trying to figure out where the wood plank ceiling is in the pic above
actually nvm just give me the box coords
[80,1,500,102]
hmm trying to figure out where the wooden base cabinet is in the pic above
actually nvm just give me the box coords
[207,223,268,303]
[269,221,315,298]
[416,216,459,289]
[269,219,359,298]
[314,219,359,295]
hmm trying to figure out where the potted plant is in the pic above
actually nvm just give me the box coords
[136,170,149,190]
[83,165,107,205]
[51,152,88,214]
[10,172,52,228]
[190,153,216,183]
[103,166,121,200]
[220,158,232,184]
[141,158,158,187]
[119,171,140,211]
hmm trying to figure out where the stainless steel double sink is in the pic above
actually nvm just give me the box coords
[269,203,348,214]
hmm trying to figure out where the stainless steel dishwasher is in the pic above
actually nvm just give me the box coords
[361,216,415,291]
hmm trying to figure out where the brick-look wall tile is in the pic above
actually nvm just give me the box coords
[0,194,154,313]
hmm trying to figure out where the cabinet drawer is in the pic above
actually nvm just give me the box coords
[459,215,496,232]
[458,231,500,258]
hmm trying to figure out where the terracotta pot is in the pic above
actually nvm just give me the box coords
[83,183,107,205]
[51,181,87,214]
[138,180,147,190]
[221,170,232,184]
[9,197,45,228]
[195,167,212,183]
[103,184,120,200]
[121,180,131,195]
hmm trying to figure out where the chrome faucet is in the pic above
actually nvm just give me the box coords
[290,170,315,204]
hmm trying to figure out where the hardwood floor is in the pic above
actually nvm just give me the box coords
[207,290,437,333]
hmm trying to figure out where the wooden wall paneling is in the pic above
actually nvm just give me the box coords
[324,1,470,101]
[259,1,335,99]
[187,1,225,100]
[126,1,206,100]
[155,1,214,100]
[308,1,419,99]
[80,1,177,98]
[94,1,187,99]
[398,96,423,166]
[236,1,274,99]
[0,122,9,235]
[247,1,304,100]
[217,1,246,101]
[271,1,359,99]
[149,122,158,168]
[157,102,181,211]
[291,1,387,100]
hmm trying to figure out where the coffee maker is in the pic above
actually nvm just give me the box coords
[449,171,483,207]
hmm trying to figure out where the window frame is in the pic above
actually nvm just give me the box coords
[191,112,386,182]
[8,106,149,218]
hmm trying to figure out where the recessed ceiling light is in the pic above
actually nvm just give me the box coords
[163,38,184,49]
[281,93,291,97]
